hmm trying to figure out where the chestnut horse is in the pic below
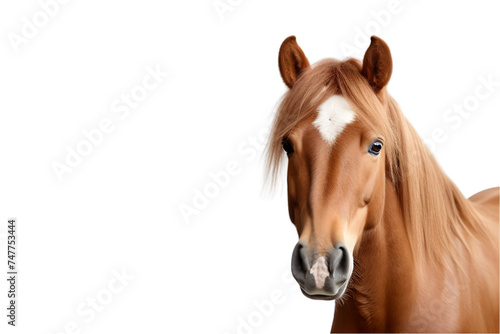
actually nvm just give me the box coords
[265,35,499,332]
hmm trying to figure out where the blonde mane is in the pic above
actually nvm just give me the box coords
[265,58,491,268]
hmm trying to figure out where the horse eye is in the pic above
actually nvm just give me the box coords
[368,141,383,155]
[282,137,294,154]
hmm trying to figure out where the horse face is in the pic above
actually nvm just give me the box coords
[284,97,386,300]
[276,36,393,300]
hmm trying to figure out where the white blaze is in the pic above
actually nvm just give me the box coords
[310,256,329,289]
[313,95,356,145]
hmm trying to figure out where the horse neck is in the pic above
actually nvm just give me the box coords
[340,173,476,331]
[337,178,416,331]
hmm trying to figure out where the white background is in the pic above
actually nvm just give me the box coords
[0,0,499,333]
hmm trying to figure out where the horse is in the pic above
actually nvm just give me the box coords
[265,35,499,332]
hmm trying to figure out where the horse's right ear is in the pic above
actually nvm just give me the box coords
[278,36,310,89]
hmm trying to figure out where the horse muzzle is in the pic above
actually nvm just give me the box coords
[291,241,352,300]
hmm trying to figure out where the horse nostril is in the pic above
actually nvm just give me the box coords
[292,242,310,272]
[291,242,312,286]
[329,243,351,283]
[338,244,350,274]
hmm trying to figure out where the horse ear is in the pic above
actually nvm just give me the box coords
[361,36,393,93]
[278,36,310,88]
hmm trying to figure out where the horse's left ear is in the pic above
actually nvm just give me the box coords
[361,36,393,93]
